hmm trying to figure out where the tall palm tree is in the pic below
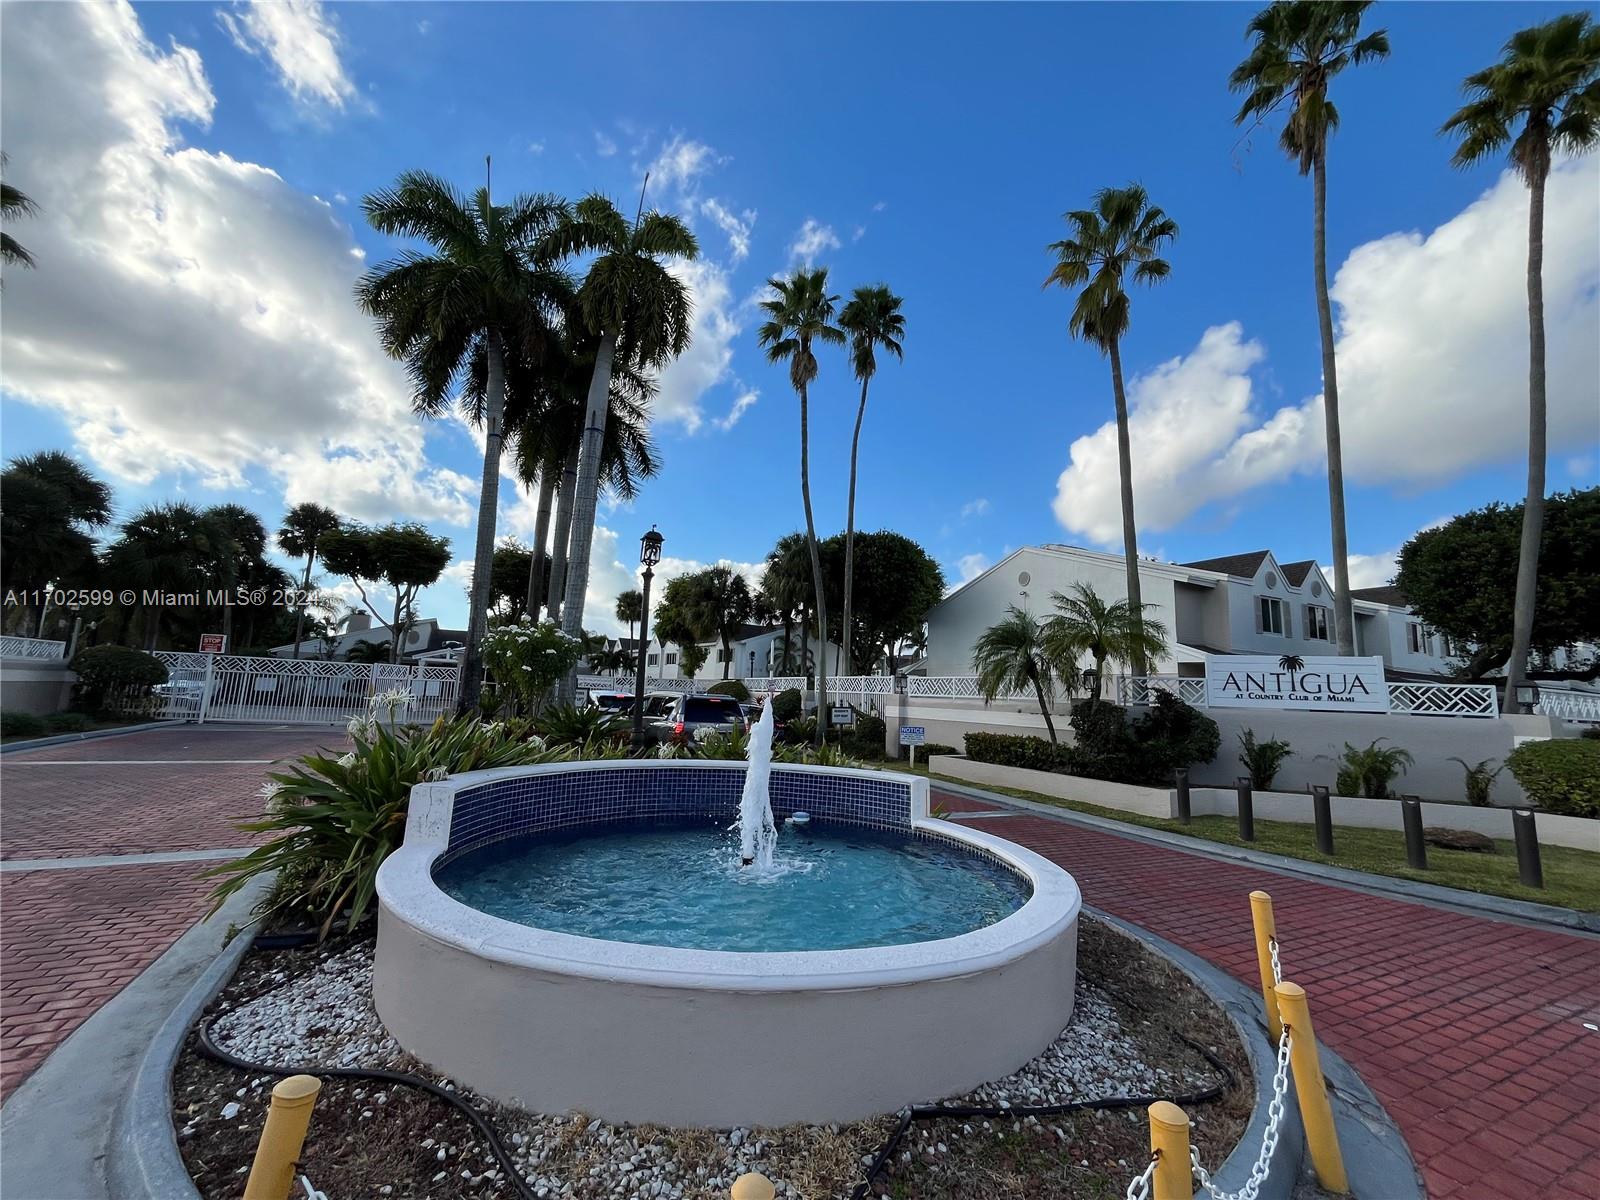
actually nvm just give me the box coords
[546,193,697,674]
[1230,1,1389,657]
[1,152,39,271]
[615,588,643,648]
[1442,12,1600,712]
[1044,185,1176,674]
[1041,582,1171,701]
[836,285,905,676]
[204,504,270,647]
[0,451,111,635]
[760,533,811,674]
[356,168,571,713]
[759,269,846,745]
[973,607,1060,744]
[105,503,225,649]
[687,566,753,680]
[277,502,342,659]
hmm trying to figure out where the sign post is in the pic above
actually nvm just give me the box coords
[829,704,855,728]
[900,724,925,770]
[199,633,227,654]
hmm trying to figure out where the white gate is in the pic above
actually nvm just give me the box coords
[147,652,461,726]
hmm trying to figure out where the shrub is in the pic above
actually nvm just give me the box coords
[1448,757,1503,807]
[707,679,750,701]
[480,617,583,716]
[782,715,816,745]
[1134,694,1222,780]
[898,742,958,760]
[206,706,572,938]
[1,711,46,739]
[965,731,1077,773]
[844,709,886,759]
[771,688,804,723]
[535,703,628,749]
[44,712,92,733]
[1506,739,1600,818]
[1581,727,1600,741]
[1239,729,1293,791]
[1333,739,1414,799]
[69,645,167,714]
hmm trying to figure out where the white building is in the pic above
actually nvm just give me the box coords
[629,624,844,684]
[269,611,467,663]
[924,544,1461,680]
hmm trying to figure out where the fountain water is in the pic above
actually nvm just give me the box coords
[737,700,778,867]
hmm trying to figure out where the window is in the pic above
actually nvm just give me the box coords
[647,653,658,666]
[716,647,731,663]
[1406,623,1426,654]
[1305,605,1330,641]
[1259,596,1285,636]
[665,652,678,666]
[1438,634,1453,658]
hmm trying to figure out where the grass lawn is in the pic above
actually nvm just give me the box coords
[921,771,1600,914]
[0,715,153,745]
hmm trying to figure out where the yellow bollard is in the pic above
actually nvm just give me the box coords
[1147,1101,1193,1200]
[1274,981,1349,1194]
[242,1074,322,1200]
[730,1172,776,1200]
[1248,890,1282,1041]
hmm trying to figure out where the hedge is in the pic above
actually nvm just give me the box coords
[707,679,750,701]
[1506,738,1600,818]
[964,732,1078,774]
[771,688,804,723]
[69,645,167,714]
[1,711,46,739]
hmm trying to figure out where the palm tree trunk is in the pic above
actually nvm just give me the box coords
[1504,157,1548,713]
[557,334,619,704]
[545,444,580,622]
[291,553,314,660]
[1313,151,1356,658]
[524,466,555,621]
[781,613,793,673]
[801,604,811,685]
[1106,336,1147,675]
[722,633,732,679]
[1031,672,1058,744]
[841,374,870,678]
[458,331,507,714]
[798,379,829,747]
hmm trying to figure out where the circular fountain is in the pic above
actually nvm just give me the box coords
[374,707,1081,1127]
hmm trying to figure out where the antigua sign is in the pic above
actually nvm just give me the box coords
[1205,654,1390,713]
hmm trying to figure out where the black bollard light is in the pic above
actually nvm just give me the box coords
[1401,797,1427,870]
[1512,809,1544,889]
[1235,776,1255,841]
[1174,768,1192,825]
[1311,785,1335,857]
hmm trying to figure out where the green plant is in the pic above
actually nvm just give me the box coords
[1041,582,1171,700]
[972,606,1062,742]
[771,688,804,723]
[1506,738,1600,817]
[1581,727,1600,740]
[843,709,886,759]
[68,645,167,714]
[899,742,957,760]
[783,715,817,745]
[1239,729,1294,791]
[481,617,584,716]
[206,710,568,938]
[696,726,751,761]
[1449,757,1504,807]
[1133,693,1221,780]
[43,712,91,733]
[707,679,750,701]
[964,731,1077,774]
[1,710,45,738]
[535,703,627,748]
[1333,738,1414,799]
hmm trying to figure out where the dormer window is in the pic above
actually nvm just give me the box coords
[1259,596,1286,636]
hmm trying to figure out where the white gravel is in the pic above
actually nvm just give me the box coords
[206,940,1214,1199]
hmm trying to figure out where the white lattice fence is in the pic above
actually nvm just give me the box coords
[1534,688,1600,724]
[1116,676,1207,706]
[1387,682,1498,718]
[0,636,66,660]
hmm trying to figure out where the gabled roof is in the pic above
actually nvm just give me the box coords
[1280,560,1317,587]
[1179,550,1271,578]
[1350,585,1408,607]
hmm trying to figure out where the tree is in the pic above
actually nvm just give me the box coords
[1231,1,1389,658]
[1044,185,1176,675]
[836,285,906,675]
[1,153,38,271]
[972,607,1060,744]
[683,565,753,679]
[203,503,272,647]
[488,540,534,622]
[1441,12,1600,710]
[1041,581,1172,701]
[759,533,812,674]
[653,574,711,682]
[103,503,226,649]
[357,168,570,712]
[759,268,845,744]
[1,451,111,634]
[319,523,452,663]
[1396,488,1599,679]
[815,531,944,674]
[548,193,697,675]
[615,588,643,647]
[278,502,342,659]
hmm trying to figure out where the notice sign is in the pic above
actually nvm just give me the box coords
[199,633,227,654]
[1205,655,1389,713]
[900,725,926,746]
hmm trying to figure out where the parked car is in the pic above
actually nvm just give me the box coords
[585,690,637,713]
[651,693,748,743]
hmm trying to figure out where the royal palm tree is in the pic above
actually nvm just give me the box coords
[1,153,38,271]
[759,269,845,744]
[1044,185,1176,674]
[836,285,905,676]
[973,607,1060,744]
[615,589,643,648]
[1041,582,1171,702]
[545,194,697,672]
[1442,12,1600,712]
[356,168,570,713]
[1231,1,1389,657]
[277,502,342,659]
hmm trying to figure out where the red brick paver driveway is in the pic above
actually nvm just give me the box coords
[0,726,331,1100]
[936,789,1600,1200]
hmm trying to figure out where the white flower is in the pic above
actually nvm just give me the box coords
[336,752,357,769]
[258,781,285,800]
[423,766,449,782]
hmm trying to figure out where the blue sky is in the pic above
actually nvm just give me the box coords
[2,1,1596,638]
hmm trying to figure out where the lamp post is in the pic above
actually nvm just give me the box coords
[632,526,664,749]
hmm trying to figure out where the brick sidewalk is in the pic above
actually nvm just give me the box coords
[936,789,1600,1200]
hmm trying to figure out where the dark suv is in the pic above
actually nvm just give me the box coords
[652,693,748,743]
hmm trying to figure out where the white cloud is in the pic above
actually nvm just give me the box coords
[0,1,470,526]
[652,258,740,433]
[594,131,618,158]
[416,20,432,35]
[872,201,887,213]
[788,218,840,266]
[700,198,755,262]
[961,497,991,519]
[573,526,765,637]
[216,0,357,111]
[648,134,724,192]
[1052,158,1600,545]
[714,389,759,432]
[527,140,545,155]
[1338,549,1400,591]
[852,225,866,243]
[954,554,991,589]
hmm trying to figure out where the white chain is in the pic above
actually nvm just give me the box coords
[1267,935,1282,985]
[1124,1156,1157,1200]
[1191,1025,1293,1200]
[298,1177,329,1200]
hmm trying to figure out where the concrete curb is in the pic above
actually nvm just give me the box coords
[933,775,1600,935]
[1093,908,1423,1200]
[0,719,181,754]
